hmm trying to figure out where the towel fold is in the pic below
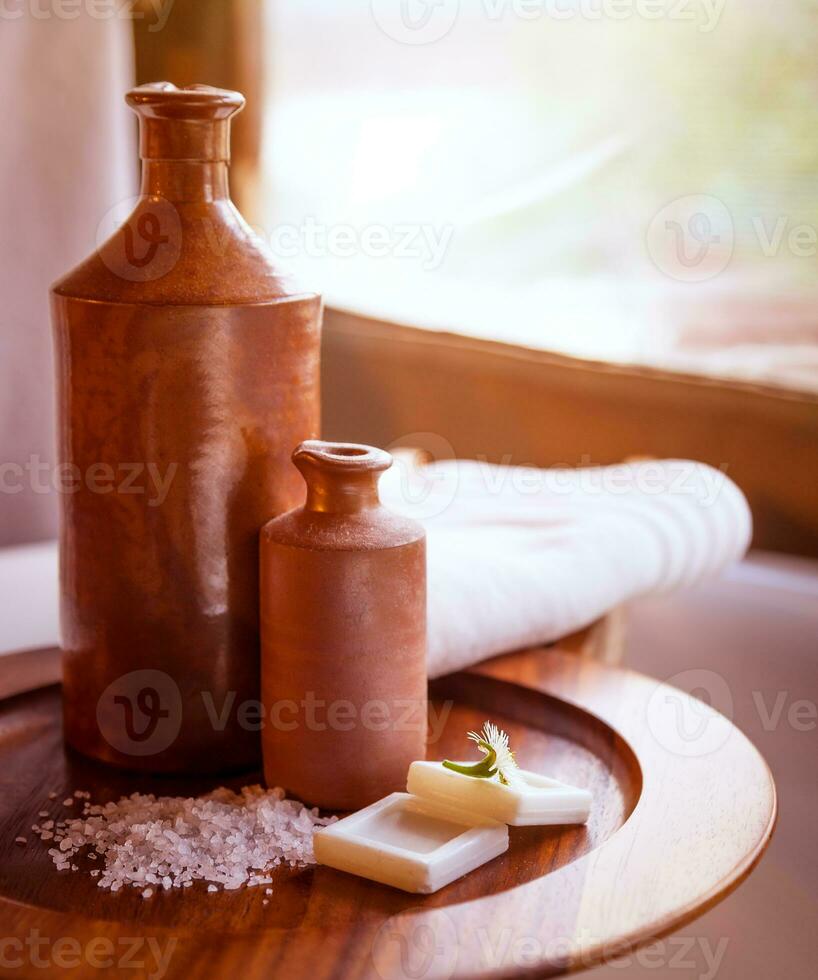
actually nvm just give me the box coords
[379,458,752,678]
[0,459,752,681]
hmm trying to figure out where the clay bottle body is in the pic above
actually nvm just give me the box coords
[50,85,321,772]
[260,442,427,810]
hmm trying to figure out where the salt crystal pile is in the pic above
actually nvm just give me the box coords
[31,785,335,896]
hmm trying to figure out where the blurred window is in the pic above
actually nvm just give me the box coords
[261,0,818,391]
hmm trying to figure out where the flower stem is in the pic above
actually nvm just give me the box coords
[443,741,498,779]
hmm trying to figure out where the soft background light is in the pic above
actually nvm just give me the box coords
[261,0,818,389]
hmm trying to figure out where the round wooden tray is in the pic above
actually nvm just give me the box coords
[0,640,775,979]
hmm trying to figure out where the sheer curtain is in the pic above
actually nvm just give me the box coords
[0,10,135,546]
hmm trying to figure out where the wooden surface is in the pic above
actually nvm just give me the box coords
[0,627,775,979]
[322,306,818,556]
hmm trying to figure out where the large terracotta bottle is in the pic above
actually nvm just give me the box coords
[50,84,321,772]
[260,442,427,810]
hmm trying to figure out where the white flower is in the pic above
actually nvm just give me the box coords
[467,722,519,785]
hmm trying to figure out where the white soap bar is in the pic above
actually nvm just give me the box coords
[314,792,508,894]
[408,761,592,827]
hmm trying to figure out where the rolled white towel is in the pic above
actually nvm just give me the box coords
[0,460,752,683]
[380,458,752,678]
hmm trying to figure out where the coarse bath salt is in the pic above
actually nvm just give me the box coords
[33,785,335,895]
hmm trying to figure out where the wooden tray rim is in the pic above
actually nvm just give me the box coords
[0,643,777,979]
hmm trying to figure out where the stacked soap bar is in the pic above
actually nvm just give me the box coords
[313,792,507,894]
[314,762,592,894]
[408,762,592,827]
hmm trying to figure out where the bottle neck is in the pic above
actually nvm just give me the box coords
[140,160,230,203]
[293,442,393,516]
[304,470,383,516]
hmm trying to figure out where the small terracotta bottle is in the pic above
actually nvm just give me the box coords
[50,84,321,772]
[260,441,427,810]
